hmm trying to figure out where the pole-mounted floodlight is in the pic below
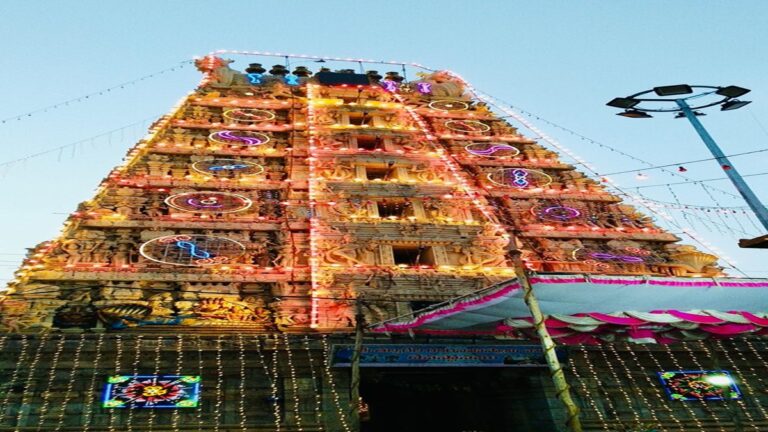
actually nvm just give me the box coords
[721,100,752,111]
[617,109,653,118]
[606,84,767,248]
[653,84,693,96]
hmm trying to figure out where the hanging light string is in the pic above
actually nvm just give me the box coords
[214,336,224,432]
[237,334,248,432]
[662,343,727,432]
[125,335,143,432]
[577,346,625,430]
[0,115,159,175]
[37,334,66,430]
[596,148,768,177]
[477,93,746,202]
[254,336,282,431]
[54,333,85,432]
[604,344,662,428]
[16,333,49,430]
[147,336,163,432]
[566,353,611,431]
[0,61,191,125]
[708,340,768,425]
[320,336,352,432]
[195,336,204,431]
[639,345,706,430]
[593,346,643,426]
[626,193,749,211]
[171,335,183,432]
[621,345,685,431]
[270,336,284,432]
[0,336,26,421]
[282,334,304,431]
[107,335,123,432]
[302,336,324,429]
[81,333,104,432]
[449,73,745,275]
[629,192,756,237]
[209,49,434,72]
[629,171,768,189]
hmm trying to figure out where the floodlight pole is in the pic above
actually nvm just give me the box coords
[676,98,768,231]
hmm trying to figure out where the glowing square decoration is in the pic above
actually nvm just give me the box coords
[102,375,201,408]
[657,371,741,401]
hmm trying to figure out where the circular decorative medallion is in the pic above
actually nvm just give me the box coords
[208,130,270,146]
[464,142,520,158]
[222,108,275,123]
[428,100,469,111]
[573,247,657,268]
[486,168,552,189]
[444,120,490,133]
[191,159,264,178]
[533,204,583,222]
[165,192,252,213]
[140,235,245,266]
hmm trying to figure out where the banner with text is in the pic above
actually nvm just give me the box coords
[331,344,567,367]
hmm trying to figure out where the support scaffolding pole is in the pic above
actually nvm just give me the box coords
[349,298,364,430]
[511,250,582,432]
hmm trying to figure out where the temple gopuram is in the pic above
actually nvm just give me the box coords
[1,52,767,431]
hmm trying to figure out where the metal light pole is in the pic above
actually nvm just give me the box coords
[675,98,768,230]
[607,84,768,247]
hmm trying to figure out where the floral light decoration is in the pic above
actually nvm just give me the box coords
[139,235,245,266]
[165,191,252,214]
[222,108,275,123]
[486,168,552,189]
[464,142,520,158]
[191,158,264,178]
[657,371,742,401]
[428,100,469,111]
[102,375,201,408]
[444,119,490,133]
[208,130,270,147]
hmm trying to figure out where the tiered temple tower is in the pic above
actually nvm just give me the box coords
[0,54,766,431]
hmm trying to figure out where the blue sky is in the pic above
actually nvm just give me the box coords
[1,0,767,282]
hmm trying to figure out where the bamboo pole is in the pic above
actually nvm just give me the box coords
[349,299,364,431]
[510,250,582,432]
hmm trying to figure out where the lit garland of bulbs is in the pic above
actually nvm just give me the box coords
[254,336,282,431]
[639,344,706,430]
[593,345,643,426]
[81,333,104,432]
[320,336,352,432]
[37,335,66,430]
[621,344,684,431]
[147,336,164,432]
[305,83,322,328]
[283,334,304,431]
[661,343,725,429]
[605,344,662,427]
[302,336,324,427]
[710,340,766,423]
[577,346,623,429]
[681,343,741,430]
[567,357,610,431]
[16,333,49,428]
[125,334,143,432]
[0,335,19,425]
[172,335,184,432]
[237,335,249,432]
[214,335,224,432]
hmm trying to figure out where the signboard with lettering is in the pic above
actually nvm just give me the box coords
[330,344,567,368]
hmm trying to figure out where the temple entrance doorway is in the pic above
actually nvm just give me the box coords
[359,368,559,432]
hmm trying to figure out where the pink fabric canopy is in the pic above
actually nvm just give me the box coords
[372,275,768,344]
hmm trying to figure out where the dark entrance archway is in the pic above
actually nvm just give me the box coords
[360,368,560,432]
